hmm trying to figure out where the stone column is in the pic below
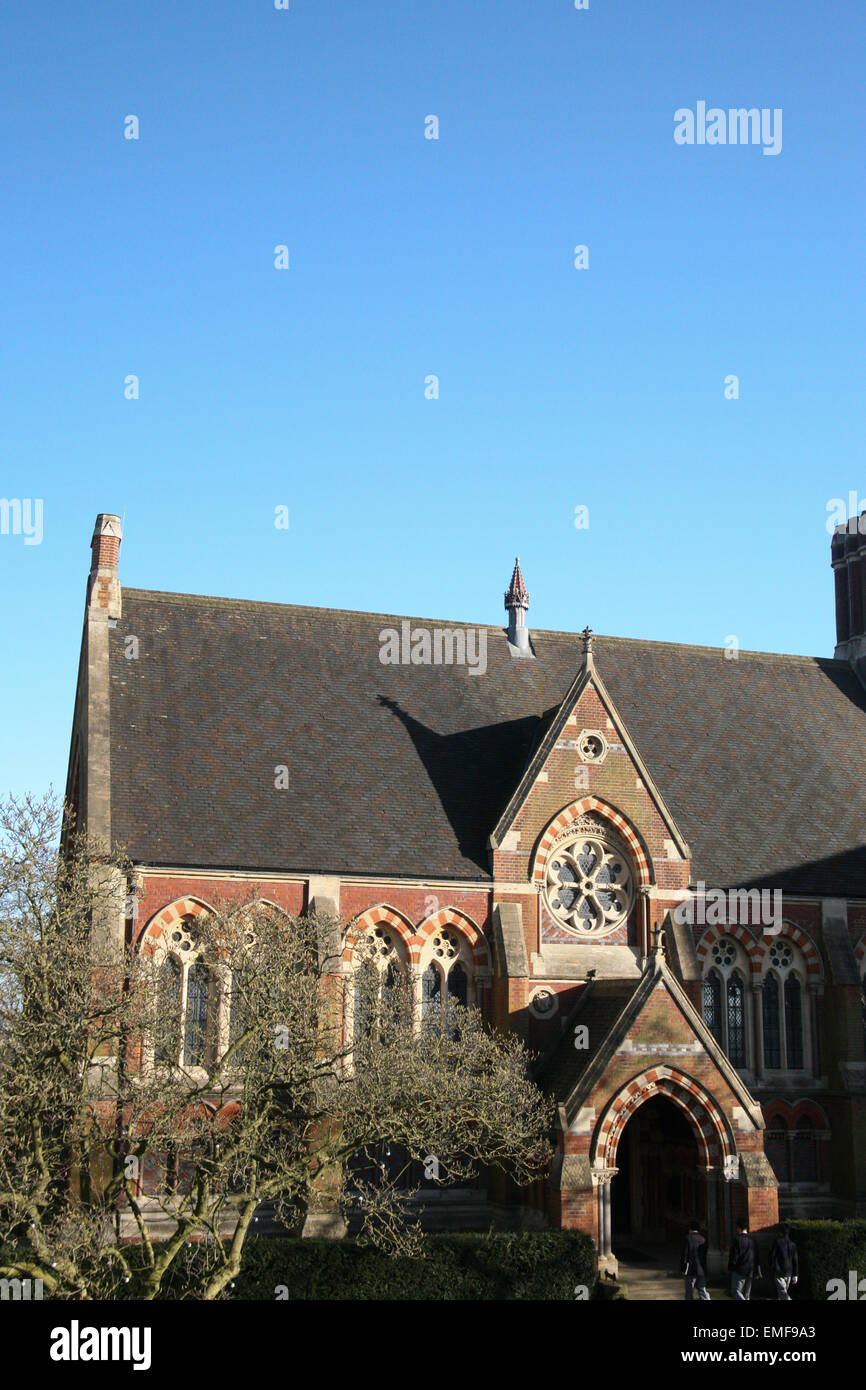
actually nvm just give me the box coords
[595,1168,618,1276]
[807,983,820,1076]
[751,979,764,1080]
[704,1167,724,1274]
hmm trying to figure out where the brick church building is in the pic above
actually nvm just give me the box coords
[66,514,866,1272]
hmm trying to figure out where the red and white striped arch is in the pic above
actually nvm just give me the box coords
[696,923,762,978]
[531,796,653,888]
[137,896,216,957]
[591,1067,737,1170]
[342,904,488,970]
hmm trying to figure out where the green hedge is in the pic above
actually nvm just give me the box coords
[785,1220,866,1301]
[231,1230,597,1301]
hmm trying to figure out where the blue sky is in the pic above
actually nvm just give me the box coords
[1,1,864,799]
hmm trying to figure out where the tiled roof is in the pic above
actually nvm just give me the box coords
[109,589,866,894]
[537,979,637,1100]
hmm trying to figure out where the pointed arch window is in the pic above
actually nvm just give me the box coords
[702,971,722,1046]
[352,926,407,1046]
[701,940,750,1069]
[765,1116,790,1183]
[421,962,441,1024]
[184,959,215,1066]
[784,975,804,1069]
[726,973,746,1067]
[349,914,479,1051]
[155,955,182,1065]
[762,973,782,1069]
[762,939,811,1072]
[148,910,226,1070]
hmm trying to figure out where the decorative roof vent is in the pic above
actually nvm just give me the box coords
[504,557,533,658]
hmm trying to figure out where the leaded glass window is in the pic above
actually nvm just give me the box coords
[784,974,804,1069]
[702,971,722,1045]
[155,955,182,1064]
[422,962,442,1028]
[765,1119,790,1183]
[727,972,746,1067]
[445,961,467,1040]
[763,974,781,1068]
[184,959,212,1066]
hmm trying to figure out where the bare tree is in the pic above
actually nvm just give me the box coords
[0,792,553,1300]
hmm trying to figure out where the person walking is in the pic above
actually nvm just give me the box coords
[681,1221,711,1301]
[728,1218,762,1300]
[769,1223,799,1300]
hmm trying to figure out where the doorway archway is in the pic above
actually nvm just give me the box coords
[591,1067,736,1271]
[611,1094,704,1245]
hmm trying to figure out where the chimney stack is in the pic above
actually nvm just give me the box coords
[89,513,123,620]
[504,557,533,657]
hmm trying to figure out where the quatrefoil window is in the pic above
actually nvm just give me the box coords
[544,832,635,936]
[769,942,793,971]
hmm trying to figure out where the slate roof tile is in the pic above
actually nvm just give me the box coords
[109,589,866,894]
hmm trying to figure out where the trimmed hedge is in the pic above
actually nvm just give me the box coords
[231,1230,597,1301]
[785,1220,866,1301]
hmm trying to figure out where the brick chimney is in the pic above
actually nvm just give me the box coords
[88,513,122,620]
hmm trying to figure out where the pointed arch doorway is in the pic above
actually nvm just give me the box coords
[592,1069,735,1275]
[611,1094,705,1246]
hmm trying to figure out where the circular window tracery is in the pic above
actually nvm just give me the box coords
[432,930,459,961]
[576,729,608,764]
[369,926,395,958]
[769,941,793,971]
[544,824,635,937]
[712,941,736,968]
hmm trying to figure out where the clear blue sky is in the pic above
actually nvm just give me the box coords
[1,1,864,800]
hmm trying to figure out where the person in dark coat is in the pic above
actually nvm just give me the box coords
[728,1218,762,1301]
[681,1221,711,1301]
[769,1223,799,1300]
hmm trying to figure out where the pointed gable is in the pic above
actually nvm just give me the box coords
[488,639,689,905]
[539,957,763,1135]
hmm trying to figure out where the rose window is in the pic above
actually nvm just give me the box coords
[712,941,736,968]
[544,832,635,936]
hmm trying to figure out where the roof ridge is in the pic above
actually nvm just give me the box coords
[122,588,840,665]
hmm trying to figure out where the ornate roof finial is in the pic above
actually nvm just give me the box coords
[504,557,533,657]
[504,557,529,613]
[581,625,594,657]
